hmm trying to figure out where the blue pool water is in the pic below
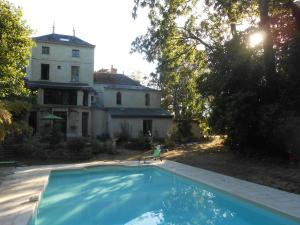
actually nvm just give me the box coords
[30,166,300,225]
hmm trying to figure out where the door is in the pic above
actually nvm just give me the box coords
[82,112,89,137]
[143,120,152,136]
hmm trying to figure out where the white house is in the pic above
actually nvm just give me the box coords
[26,32,172,139]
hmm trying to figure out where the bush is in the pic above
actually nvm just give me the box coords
[31,147,49,160]
[66,137,86,153]
[48,127,64,149]
[118,123,131,142]
[90,139,105,154]
[164,126,178,147]
[96,133,110,141]
[104,139,115,154]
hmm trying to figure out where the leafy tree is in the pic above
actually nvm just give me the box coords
[0,0,33,141]
[133,0,300,157]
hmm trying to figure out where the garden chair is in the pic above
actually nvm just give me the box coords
[143,145,162,163]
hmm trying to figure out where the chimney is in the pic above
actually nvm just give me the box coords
[110,65,117,74]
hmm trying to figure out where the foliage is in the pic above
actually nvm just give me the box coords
[132,0,207,122]
[66,137,87,153]
[103,139,114,154]
[164,126,178,147]
[0,1,33,142]
[0,0,33,98]
[90,139,106,154]
[48,127,64,149]
[118,122,131,142]
[133,0,300,156]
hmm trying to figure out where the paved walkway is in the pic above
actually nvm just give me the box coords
[0,160,300,225]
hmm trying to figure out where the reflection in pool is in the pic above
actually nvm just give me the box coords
[30,166,300,225]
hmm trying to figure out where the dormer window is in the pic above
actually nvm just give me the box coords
[116,92,122,105]
[42,46,50,54]
[72,49,80,57]
[145,93,150,106]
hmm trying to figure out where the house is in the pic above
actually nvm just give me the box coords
[92,72,173,139]
[26,32,172,139]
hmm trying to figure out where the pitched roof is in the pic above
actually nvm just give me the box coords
[106,108,173,118]
[94,72,157,91]
[94,72,141,86]
[33,33,95,47]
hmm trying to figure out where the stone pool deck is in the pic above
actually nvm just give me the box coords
[0,160,300,225]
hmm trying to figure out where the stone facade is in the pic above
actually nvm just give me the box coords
[27,33,173,139]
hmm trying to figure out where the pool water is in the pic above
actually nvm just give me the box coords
[30,166,300,225]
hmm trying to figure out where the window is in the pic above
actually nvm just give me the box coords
[57,65,61,69]
[116,92,122,105]
[41,64,49,80]
[145,93,150,106]
[42,46,50,54]
[72,49,80,57]
[71,66,79,82]
[44,89,77,105]
[143,120,152,136]
[83,91,88,106]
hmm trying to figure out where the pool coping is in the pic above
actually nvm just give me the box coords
[0,160,299,225]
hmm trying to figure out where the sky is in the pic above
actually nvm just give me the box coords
[9,0,155,78]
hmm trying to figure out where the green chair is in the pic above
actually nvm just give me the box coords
[143,145,162,163]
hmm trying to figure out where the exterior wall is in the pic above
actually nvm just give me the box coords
[108,118,172,139]
[91,109,108,137]
[28,42,94,85]
[37,107,92,138]
[102,88,161,108]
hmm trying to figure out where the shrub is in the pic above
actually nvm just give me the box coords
[76,147,93,160]
[164,126,178,147]
[118,123,131,142]
[66,137,86,153]
[104,139,114,154]
[135,131,153,150]
[97,133,110,141]
[177,120,193,141]
[31,147,49,160]
[48,127,64,149]
[90,139,105,154]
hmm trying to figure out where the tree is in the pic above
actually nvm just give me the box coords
[132,0,208,122]
[0,0,33,141]
[133,0,300,156]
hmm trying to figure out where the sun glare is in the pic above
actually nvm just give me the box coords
[249,32,264,47]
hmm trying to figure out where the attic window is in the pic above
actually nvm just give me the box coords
[60,38,70,42]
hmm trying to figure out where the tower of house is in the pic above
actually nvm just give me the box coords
[26,32,95,137]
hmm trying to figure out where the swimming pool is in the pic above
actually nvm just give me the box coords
[29,166,300,225]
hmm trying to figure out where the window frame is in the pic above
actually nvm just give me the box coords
[71,66,80,82]
[116,92,122,105]
[72,49,80,57]
[41,64,50,80]
[42,46,50,55]
[145,93,150,106]
[43,89,77,105]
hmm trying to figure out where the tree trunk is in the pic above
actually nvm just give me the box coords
[259,0,276,78]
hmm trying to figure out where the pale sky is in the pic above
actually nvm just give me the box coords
[9,0,155,78]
